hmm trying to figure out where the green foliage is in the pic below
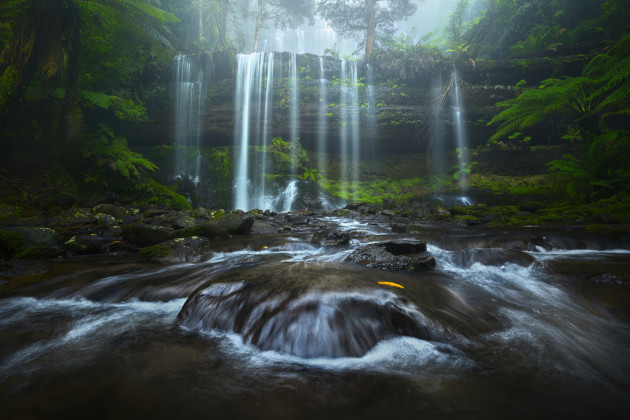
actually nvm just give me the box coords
[451,147,478,181]
[132,178,192,210]
[139,245,171,260]
[548,130,630,199]
[487,76,592,142]
[298,168,321,182]
[81,125,158,182]
[0,230,26,259]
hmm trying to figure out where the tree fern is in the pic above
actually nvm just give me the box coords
[487,77,589,141]
[489,34,630,142]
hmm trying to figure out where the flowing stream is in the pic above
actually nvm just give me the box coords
[1,217,629,419]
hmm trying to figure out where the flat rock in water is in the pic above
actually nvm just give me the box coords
[311,228,350,246]
[345,241,435,272]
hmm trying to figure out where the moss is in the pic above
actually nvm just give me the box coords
[585,224,610,234]
[121,223,172,247]
[408,225,425,233]
[0,230,26,259]
[14,246,57,260]
[178,223,229,239]
[133,179,192,211]
[139,245,171,260]
[454,215,480,222]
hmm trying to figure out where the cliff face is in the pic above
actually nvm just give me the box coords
[129,51,589,154]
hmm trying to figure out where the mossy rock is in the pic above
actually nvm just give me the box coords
[0,229,26,259]
[139,245,171,261]
[136,179,192,211]
[585,224,610,235]
[178,223,230,239]
[121,223,173,247]
[519,201,545,213]
[92,204,128,219]
[408,225,425,234]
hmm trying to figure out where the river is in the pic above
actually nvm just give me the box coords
[1,216,629,419]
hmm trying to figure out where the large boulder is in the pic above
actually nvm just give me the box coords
[121,223,173,247]
[345,240,435,272]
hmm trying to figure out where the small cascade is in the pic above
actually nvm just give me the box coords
[173,54,204,183]
[451,68,470,198]
[270,180,299,213]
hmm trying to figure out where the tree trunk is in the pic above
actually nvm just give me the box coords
[252,0,263,53]
[219,0,229,47]
[366,0,377,57]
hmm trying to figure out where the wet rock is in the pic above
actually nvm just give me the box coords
[381,209,396,217]
[172,215,196,230]
[382,198,396,210]
[345,202,367,211]
[345,241,435,272]
[286,215,310,225]
[519,201,545,213]
[95,213,117,226]
[390,223,426,234]
[144,208,169,218]
[92,204,127,220]
[64,234,107,255]
[178,223,229,239]
[53,208,98,227]
[192,207,212,219]
[139,236,210,263]
[251,219,278,234]
[218,214,255,235]
[121,223,173,247]
[122,215,138,224]
[597,213,619,224]
[177,264,437,358]
[311,228,350,246]
[391,223,407,233]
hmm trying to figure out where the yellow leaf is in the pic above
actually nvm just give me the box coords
[377,281,405,289]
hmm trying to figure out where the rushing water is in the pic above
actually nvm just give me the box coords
[3,218,628,419]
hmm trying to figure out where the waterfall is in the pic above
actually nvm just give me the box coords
[233,53,302,212]
[350,61,360,192]
[234,53,272,211]
[259,53,274,209]
[430,71,445,177]
[289,53,300,176]
[318,57,328,190]
[339,59,349,197]
[451,69,469,197]
[173,54,204,184]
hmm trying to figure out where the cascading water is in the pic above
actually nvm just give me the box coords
[350,61,361,191]
[451,68,470,200]
[173,54,204,184]
[289,53,300,175]
[2,216,629,418]
[430,71,445,176]
[232,52,375,211]
[318,57,328,198]
[233,53,301,212]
